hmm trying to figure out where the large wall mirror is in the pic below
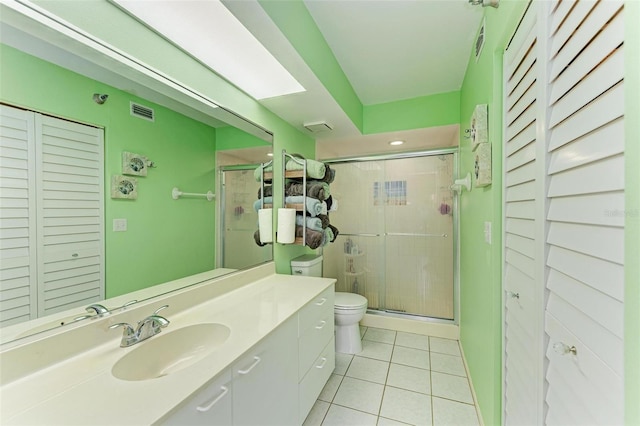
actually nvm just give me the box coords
[0,2,274,343]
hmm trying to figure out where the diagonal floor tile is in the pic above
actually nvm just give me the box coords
[333,376,385,415]
[379,386,432,425]
[358,340,394,362]
[346,356,390,384]
[432,396,479,426]
[430,352,467,377]
[322,404,378,426]
[386,363,431,394]
[391,345,430,370]
[431,371,474,404]
[430,336,461,356]
[395,331,430,351]
[363,327,397,344]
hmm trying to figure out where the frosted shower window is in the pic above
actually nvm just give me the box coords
[323,154,455,320]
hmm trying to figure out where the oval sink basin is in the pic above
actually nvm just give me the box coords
[112,323,230,381]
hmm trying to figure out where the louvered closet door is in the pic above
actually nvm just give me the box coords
[35,114,104,317]
[502,3,544,425]
[544,1,625,424]
[0,105,38,326]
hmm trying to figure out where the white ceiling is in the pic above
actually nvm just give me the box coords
[303,0,484,105]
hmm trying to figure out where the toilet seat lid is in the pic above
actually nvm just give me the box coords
[334,292,367,309]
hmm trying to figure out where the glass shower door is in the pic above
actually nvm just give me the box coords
[322,153,455,320]
[220,168,272,269]
[383,155,454,319]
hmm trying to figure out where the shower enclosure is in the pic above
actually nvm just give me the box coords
[219,167,272,269]
[322,151,457,321]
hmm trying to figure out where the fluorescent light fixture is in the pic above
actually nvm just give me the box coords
[389,140,405,146]
[112,0,305,100]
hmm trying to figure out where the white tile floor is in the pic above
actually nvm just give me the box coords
[303,326,480,426]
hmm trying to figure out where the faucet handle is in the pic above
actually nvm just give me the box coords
[110,322,137,347]
[109,322,135,335]
[153,304,169,315]
[119,300,138,310]
[86,304,110,316]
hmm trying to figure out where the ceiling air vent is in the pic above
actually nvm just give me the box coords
[304,121,333,133]
[130,102,155,122]
[475,19,485,62]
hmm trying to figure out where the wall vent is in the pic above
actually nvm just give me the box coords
[130,102,155,122]
[475,19,485,62]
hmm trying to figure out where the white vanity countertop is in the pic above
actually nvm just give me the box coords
[0,273,335,425]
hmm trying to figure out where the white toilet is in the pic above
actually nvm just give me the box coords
[291,254,368,355]
[333,291,367,354]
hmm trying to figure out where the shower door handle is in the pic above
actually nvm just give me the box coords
[385,232,448,238]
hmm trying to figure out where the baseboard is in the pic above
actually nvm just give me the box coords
[459,340,485,426]
[360,313,459,339]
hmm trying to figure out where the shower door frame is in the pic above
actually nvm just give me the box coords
[322,148,460,325]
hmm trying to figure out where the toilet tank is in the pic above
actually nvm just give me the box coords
[291,254,323,277]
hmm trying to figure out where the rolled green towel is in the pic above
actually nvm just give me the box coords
[285,196,323,217]
[254,164,273,182]
[295,215,324,231]
[323,227,334,246]
[253,197,273,212]
[285,158,326,179]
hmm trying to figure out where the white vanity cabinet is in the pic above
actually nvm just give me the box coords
[161,370,233,425]
[232,317,299,426]
[297,286,335,423]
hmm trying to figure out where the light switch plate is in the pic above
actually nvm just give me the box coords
[113,218,127,232]
[484,221,492,244]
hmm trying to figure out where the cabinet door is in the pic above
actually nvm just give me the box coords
[161,370,232,425]
[35,114,104,316]
[0,105,37,326]
[233,318,298,426]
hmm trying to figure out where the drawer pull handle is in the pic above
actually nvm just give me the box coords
[506,291,519,299]
[315,320,327,330]
[315,298,327,306]
[553,342,577,356]
[196,386,229,412]
[238,356,261,374]
[315,357,327,369]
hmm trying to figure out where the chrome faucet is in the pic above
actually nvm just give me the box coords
[86,304,110,316]
[109,305,170,347]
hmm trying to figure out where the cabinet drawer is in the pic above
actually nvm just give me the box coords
[299,310,334,378]
[299,337,335,424]
[161,370,232,425]
[298,286,334,336]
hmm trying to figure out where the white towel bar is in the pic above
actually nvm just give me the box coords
[172,187,215,201]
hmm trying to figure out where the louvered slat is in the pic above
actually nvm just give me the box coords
[0,105,37,326]
[36,114,105,316]
[502,4,542,424]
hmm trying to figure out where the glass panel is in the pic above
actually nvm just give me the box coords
[384,155,454,319]
[322,154,454,320]
[222,169,272,269]
[323,161,385,306]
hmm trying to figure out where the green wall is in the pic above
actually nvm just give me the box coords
[457,2,528,425]
[363,90,460,134]
[216,126,269,151]
[28,0,317,275]
[0,44,220,298]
